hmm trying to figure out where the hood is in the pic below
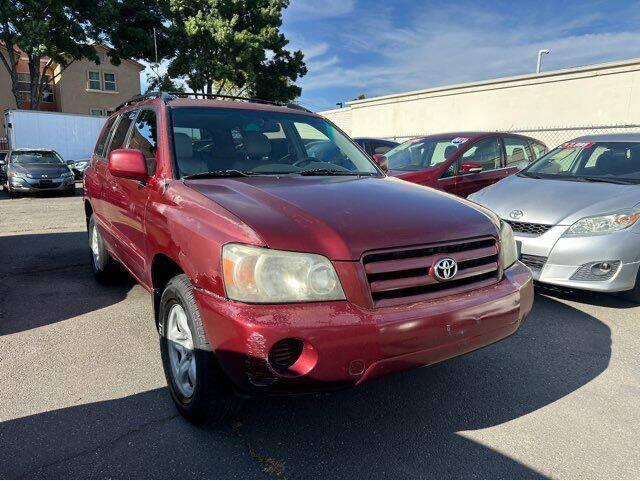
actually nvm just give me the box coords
[186,176,499,260]
[470,174,640,225]
[11,163,70,178]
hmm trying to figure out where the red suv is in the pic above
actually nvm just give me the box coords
[83,94,533,424]
[381,132,547,197]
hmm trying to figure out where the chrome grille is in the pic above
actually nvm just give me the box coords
[506,220,553,236]
[362,237,500,307]
[520,254,547,271]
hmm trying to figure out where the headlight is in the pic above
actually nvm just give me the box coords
[564,209,640,237]
[62,170,74,177]
[74,161,89,169]
[10,171,26,179]
[222,244,345,303]
[499,221,518,269]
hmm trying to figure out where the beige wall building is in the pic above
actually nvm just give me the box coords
[53,45,144,117]
[320,58,640,148]
[0,44,144,138]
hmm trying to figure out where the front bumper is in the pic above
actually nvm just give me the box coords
[515,225,640,292]
[9,176,76,193]
[194,262,533,394]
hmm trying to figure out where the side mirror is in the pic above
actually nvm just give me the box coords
[108,149,147,181]
[460,162,483,174]
[66,159,75,166]
[371,154,388,173]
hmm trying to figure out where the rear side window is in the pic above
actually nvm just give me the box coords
[366,140,396,155]
[95,116,117,157]
[503,137,533,166]
[127,110,158,175]
[531,141,547,159]
[106,110,137,157]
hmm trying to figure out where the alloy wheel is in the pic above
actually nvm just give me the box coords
[166,303,196,398]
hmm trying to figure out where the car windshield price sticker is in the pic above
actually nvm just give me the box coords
[451,137,469,145]
[561,141,595,149]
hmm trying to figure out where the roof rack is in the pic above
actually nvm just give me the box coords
[113,92,176,113]
[113,91,312,114]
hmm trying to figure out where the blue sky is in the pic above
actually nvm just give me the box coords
[282,0,640,111]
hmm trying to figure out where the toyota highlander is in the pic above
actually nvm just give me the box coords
[83,93,533,424]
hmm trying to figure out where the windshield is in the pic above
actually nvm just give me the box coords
[385,136,465,171]
[10,151,64,165]
[170,108,380,178]
[522,141,640,183]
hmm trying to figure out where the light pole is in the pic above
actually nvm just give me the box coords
[536,49,550,73]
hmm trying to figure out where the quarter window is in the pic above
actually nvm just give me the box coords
[531,141,547,159]
[127,110,158,175]
[103,73,117,92]
[460,137,502,171]
[88,71,101,90]
[95,116,117,157]
[106,110,137,156]
[504,137,533,166]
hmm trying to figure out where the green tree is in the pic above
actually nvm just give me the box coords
[167,0,306,102]
[145,71,185,93]
[0,0,167,110]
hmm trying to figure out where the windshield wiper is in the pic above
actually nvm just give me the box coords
[297,168,376,176]
[577,176,639,185]
[183,169,253,179]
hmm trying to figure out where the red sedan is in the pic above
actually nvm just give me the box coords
[381,132,547,197]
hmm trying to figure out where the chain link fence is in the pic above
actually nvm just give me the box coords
[380,124,640,149]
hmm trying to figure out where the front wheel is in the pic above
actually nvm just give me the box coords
[88,214,121,283]
[159,274,240,425]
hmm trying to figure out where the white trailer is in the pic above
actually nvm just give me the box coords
[3,110,106,161]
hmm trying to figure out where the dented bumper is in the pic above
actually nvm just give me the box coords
[194,262,533,394]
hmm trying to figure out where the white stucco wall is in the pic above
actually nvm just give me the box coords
[319,58,640,148]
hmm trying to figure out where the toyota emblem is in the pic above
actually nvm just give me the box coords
[433,257,458,281]
[509,209,524,219]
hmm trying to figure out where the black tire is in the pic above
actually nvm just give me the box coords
[88,214,121,283]
[158,274,240,425]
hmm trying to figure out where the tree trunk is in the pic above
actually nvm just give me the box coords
[28,56,42,110]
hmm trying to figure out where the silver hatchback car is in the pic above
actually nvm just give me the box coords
[469,134,640,301]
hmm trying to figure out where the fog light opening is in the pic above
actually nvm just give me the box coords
[267,338,317,377]
[591,262,613,277]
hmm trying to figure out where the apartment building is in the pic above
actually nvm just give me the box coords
[0,44,144,136]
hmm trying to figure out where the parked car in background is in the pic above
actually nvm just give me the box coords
[4,148,75,197]
[84,92,532,424]
[379,132,547,197]
[469,135,640,301]
[353,137,398,156]
[69,159,91,179]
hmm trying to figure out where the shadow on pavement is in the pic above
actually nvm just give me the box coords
[535,282,637,309]
[0,231,134,335]
[0,294,611,479]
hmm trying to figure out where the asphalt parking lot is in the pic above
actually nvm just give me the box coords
[0,188,639,479]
